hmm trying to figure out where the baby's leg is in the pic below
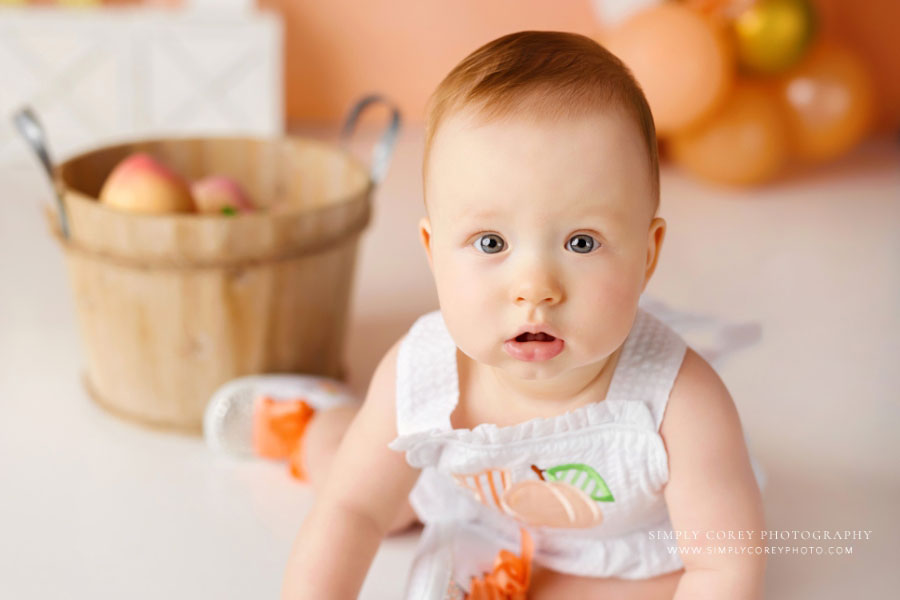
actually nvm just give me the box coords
[298,404,419,535]
[529,566,682,600]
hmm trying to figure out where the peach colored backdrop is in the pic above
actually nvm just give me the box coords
[257,0,601,124]
[99,1,899,130]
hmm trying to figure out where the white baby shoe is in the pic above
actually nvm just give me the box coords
[202,373,357,457]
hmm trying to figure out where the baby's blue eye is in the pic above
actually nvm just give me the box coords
[474,233,505,254]
[566,234,598,254]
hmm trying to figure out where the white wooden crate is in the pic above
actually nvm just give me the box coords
[0,6,283,168]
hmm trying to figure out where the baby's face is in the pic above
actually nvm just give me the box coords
[421,108,663,381]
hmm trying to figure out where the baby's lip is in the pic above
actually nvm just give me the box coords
[507,324,562,342]
[504,337,565,361]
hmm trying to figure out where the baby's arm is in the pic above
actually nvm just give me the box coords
[661,348,766,599]
[281,338,420,599]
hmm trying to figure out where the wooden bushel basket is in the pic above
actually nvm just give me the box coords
[38,97,400,433]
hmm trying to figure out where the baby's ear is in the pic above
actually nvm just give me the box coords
[643,217,666,290]
[418,216,434,271]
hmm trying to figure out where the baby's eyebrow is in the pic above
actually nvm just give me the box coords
[571,202,616,217]
[455,207,504,221]
[451,201,619,224]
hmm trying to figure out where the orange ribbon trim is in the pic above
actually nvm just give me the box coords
[252,395,315,480]
[466,528,534,600]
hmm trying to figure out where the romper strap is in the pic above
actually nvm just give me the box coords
[605,308,687,431]
[395,310,460,437]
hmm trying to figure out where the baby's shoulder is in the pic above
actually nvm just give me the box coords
[671,347,728,397]
[362,334,406,410]
[661,346,741,439]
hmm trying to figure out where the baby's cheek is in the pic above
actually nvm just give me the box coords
[433,265,487,321]
[438,254,498,296]
[435,261,476,304]
[581,273,641,338]
[434,266,499,349]
[584,267,639,307]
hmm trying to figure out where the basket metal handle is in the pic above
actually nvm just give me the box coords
[339,94,401,186]
[12,106,70,239]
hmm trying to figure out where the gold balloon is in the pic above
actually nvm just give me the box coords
[778,42,875,163]
[733,0,817,74]
[670,83,789,185]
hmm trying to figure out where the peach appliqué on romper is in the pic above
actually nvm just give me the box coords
[451,463,615,529]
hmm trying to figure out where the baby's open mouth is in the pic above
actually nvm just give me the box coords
[514,332,556,342]
[505,331,564,361]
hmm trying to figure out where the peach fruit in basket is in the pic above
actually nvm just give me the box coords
[191,175,255,215]
[99,152,195,214]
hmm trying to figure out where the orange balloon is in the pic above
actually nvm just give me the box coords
[670,83,789,185]
[683,0,757,18]
[812,0,900,132]
[606,3,735,135]
[777,42,875,162]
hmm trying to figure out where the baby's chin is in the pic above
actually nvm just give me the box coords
[498,362,568,381]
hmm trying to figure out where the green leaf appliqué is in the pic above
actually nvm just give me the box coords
[545,463,615,503]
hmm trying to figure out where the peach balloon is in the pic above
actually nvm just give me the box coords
[605,3,734,135]
[99,153,194,215]
[670,83,789,185]
[192,175,255,215]
[778,42,875,163]
[501,480,604,529]
[685,0,756,17]
[813,0,900,132]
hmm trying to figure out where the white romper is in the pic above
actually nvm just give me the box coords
[389,306,690,587]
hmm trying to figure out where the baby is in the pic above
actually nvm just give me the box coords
[281,31,765,599]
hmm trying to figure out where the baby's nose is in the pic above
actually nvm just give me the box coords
[512,273,563,307]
